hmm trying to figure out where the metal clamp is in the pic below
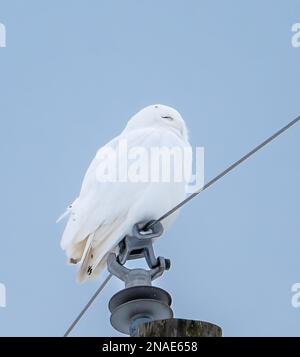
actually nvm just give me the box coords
[108,220,171,287]
[107,220,173,335]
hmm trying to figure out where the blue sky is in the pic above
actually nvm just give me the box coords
[0,0,299,336]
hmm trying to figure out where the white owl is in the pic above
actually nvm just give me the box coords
[58,104,191,283]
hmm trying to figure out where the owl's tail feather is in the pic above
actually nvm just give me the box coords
[76,216,128,283]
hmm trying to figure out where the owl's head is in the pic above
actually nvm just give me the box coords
[125,104,189,142]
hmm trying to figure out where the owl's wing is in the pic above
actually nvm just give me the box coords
[59,126,187,282]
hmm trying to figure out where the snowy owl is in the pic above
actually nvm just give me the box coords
[58,104,191,283]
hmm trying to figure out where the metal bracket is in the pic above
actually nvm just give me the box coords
[107,220,173,335]
[107,220,171,287]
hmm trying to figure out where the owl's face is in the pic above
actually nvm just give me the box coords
[126,104,189,142]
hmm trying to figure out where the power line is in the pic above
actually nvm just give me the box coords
[64,114,300,336]
[64,273,112,337]
[147,114,300,229]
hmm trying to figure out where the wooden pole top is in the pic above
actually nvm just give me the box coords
[134,318,222,337]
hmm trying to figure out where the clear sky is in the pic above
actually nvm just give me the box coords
[0,0,299,336]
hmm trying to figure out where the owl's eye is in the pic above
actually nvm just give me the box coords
[161,115,174,121]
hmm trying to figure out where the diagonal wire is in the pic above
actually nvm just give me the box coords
[64,114,300,337]
[146,115,300,229]
[64,273,112,337]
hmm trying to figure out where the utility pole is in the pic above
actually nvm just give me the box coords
[107,221,222,337]
[134,319,222,337]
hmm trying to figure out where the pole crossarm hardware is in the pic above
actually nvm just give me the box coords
[107,221,173,335]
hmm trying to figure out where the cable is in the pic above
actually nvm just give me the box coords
[64,114,300,336]
[146,115,300,229]
[63,273,112,337]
